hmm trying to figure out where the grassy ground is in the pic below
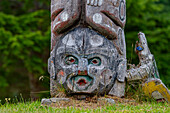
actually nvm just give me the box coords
[0,100,169,113]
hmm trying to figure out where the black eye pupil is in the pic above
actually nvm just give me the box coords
[69,58,75,63]
[92,59,98,64]
[88,57,101,66]
[65,56,77,65]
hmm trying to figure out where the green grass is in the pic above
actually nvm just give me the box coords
[0,101,169,113]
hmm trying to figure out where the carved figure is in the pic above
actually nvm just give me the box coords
[49,28,119,96]
[49,0,127,98]
[46,0,170,104]
[127,32,170,102]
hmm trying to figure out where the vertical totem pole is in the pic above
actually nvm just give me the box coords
[49,0,127,98]
[42,0,170,105]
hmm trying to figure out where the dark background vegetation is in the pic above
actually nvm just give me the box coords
[0,0,169,102]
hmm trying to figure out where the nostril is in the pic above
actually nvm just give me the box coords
[78,70,81,74]
[78,70,88,75]
[84,70,87,75]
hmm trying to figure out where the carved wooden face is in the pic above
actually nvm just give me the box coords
[50,28,119,95]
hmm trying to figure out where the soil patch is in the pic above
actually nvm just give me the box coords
[50,95,137,109]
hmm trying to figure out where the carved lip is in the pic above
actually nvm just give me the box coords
[77,79,87,86]
[70,75,93,91]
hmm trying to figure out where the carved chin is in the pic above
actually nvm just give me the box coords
[67,75,94,92]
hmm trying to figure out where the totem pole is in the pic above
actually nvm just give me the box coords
[49,0,126,97]
[42,0,170,105]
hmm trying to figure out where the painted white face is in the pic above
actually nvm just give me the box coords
[52,28,119,94]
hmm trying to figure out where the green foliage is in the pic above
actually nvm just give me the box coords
[0,10,50,71]
[0,76,8,88]
[0,0,50,15]
[0,10,50,98]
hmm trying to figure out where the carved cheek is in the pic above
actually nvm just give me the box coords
[61,64,78,74]
[57,70,66,84]
[88,65,104,76]
[100,69,114,85]
[71,64,78,73]
[88,67,97,75]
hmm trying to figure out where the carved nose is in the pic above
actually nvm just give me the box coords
[78,58,88,75]
[78,70,87,75]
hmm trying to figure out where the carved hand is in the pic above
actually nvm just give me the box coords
[127,32,158,81]
[135,32,151,64]
[51,0,81,50]
[86,0,126,40]
[87,0,103,6]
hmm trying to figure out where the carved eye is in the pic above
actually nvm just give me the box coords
[89,57,101,66]
[65,55,78,65]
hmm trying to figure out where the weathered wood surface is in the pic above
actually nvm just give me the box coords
[48,0,170,103]
[51,0,126,52]
[49,28,121,96]
[49,0,127,97]
[126,32,170,103]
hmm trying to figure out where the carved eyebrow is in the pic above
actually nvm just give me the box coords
[56,47,80,55]
[85,48,114,56]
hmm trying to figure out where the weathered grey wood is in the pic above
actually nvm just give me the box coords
[49,28,120,95]
[49,0,127,98]
[126,32,159,81]
[126,32,170,103]
[47,0,170,103]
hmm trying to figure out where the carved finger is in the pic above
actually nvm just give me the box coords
[90,0,95,5]
[97,0,103,6]
[87,0,90,5]
[94,0,98,6]
[99,0,126,28]
[112,0,119,6]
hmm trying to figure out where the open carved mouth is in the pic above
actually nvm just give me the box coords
[70,75,93,91]
[77,79,87,86]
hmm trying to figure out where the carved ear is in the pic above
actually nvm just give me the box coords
[48,57,56,80]
[108,79,125,97]
[116,58,127,82]
[48,57,51,74]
